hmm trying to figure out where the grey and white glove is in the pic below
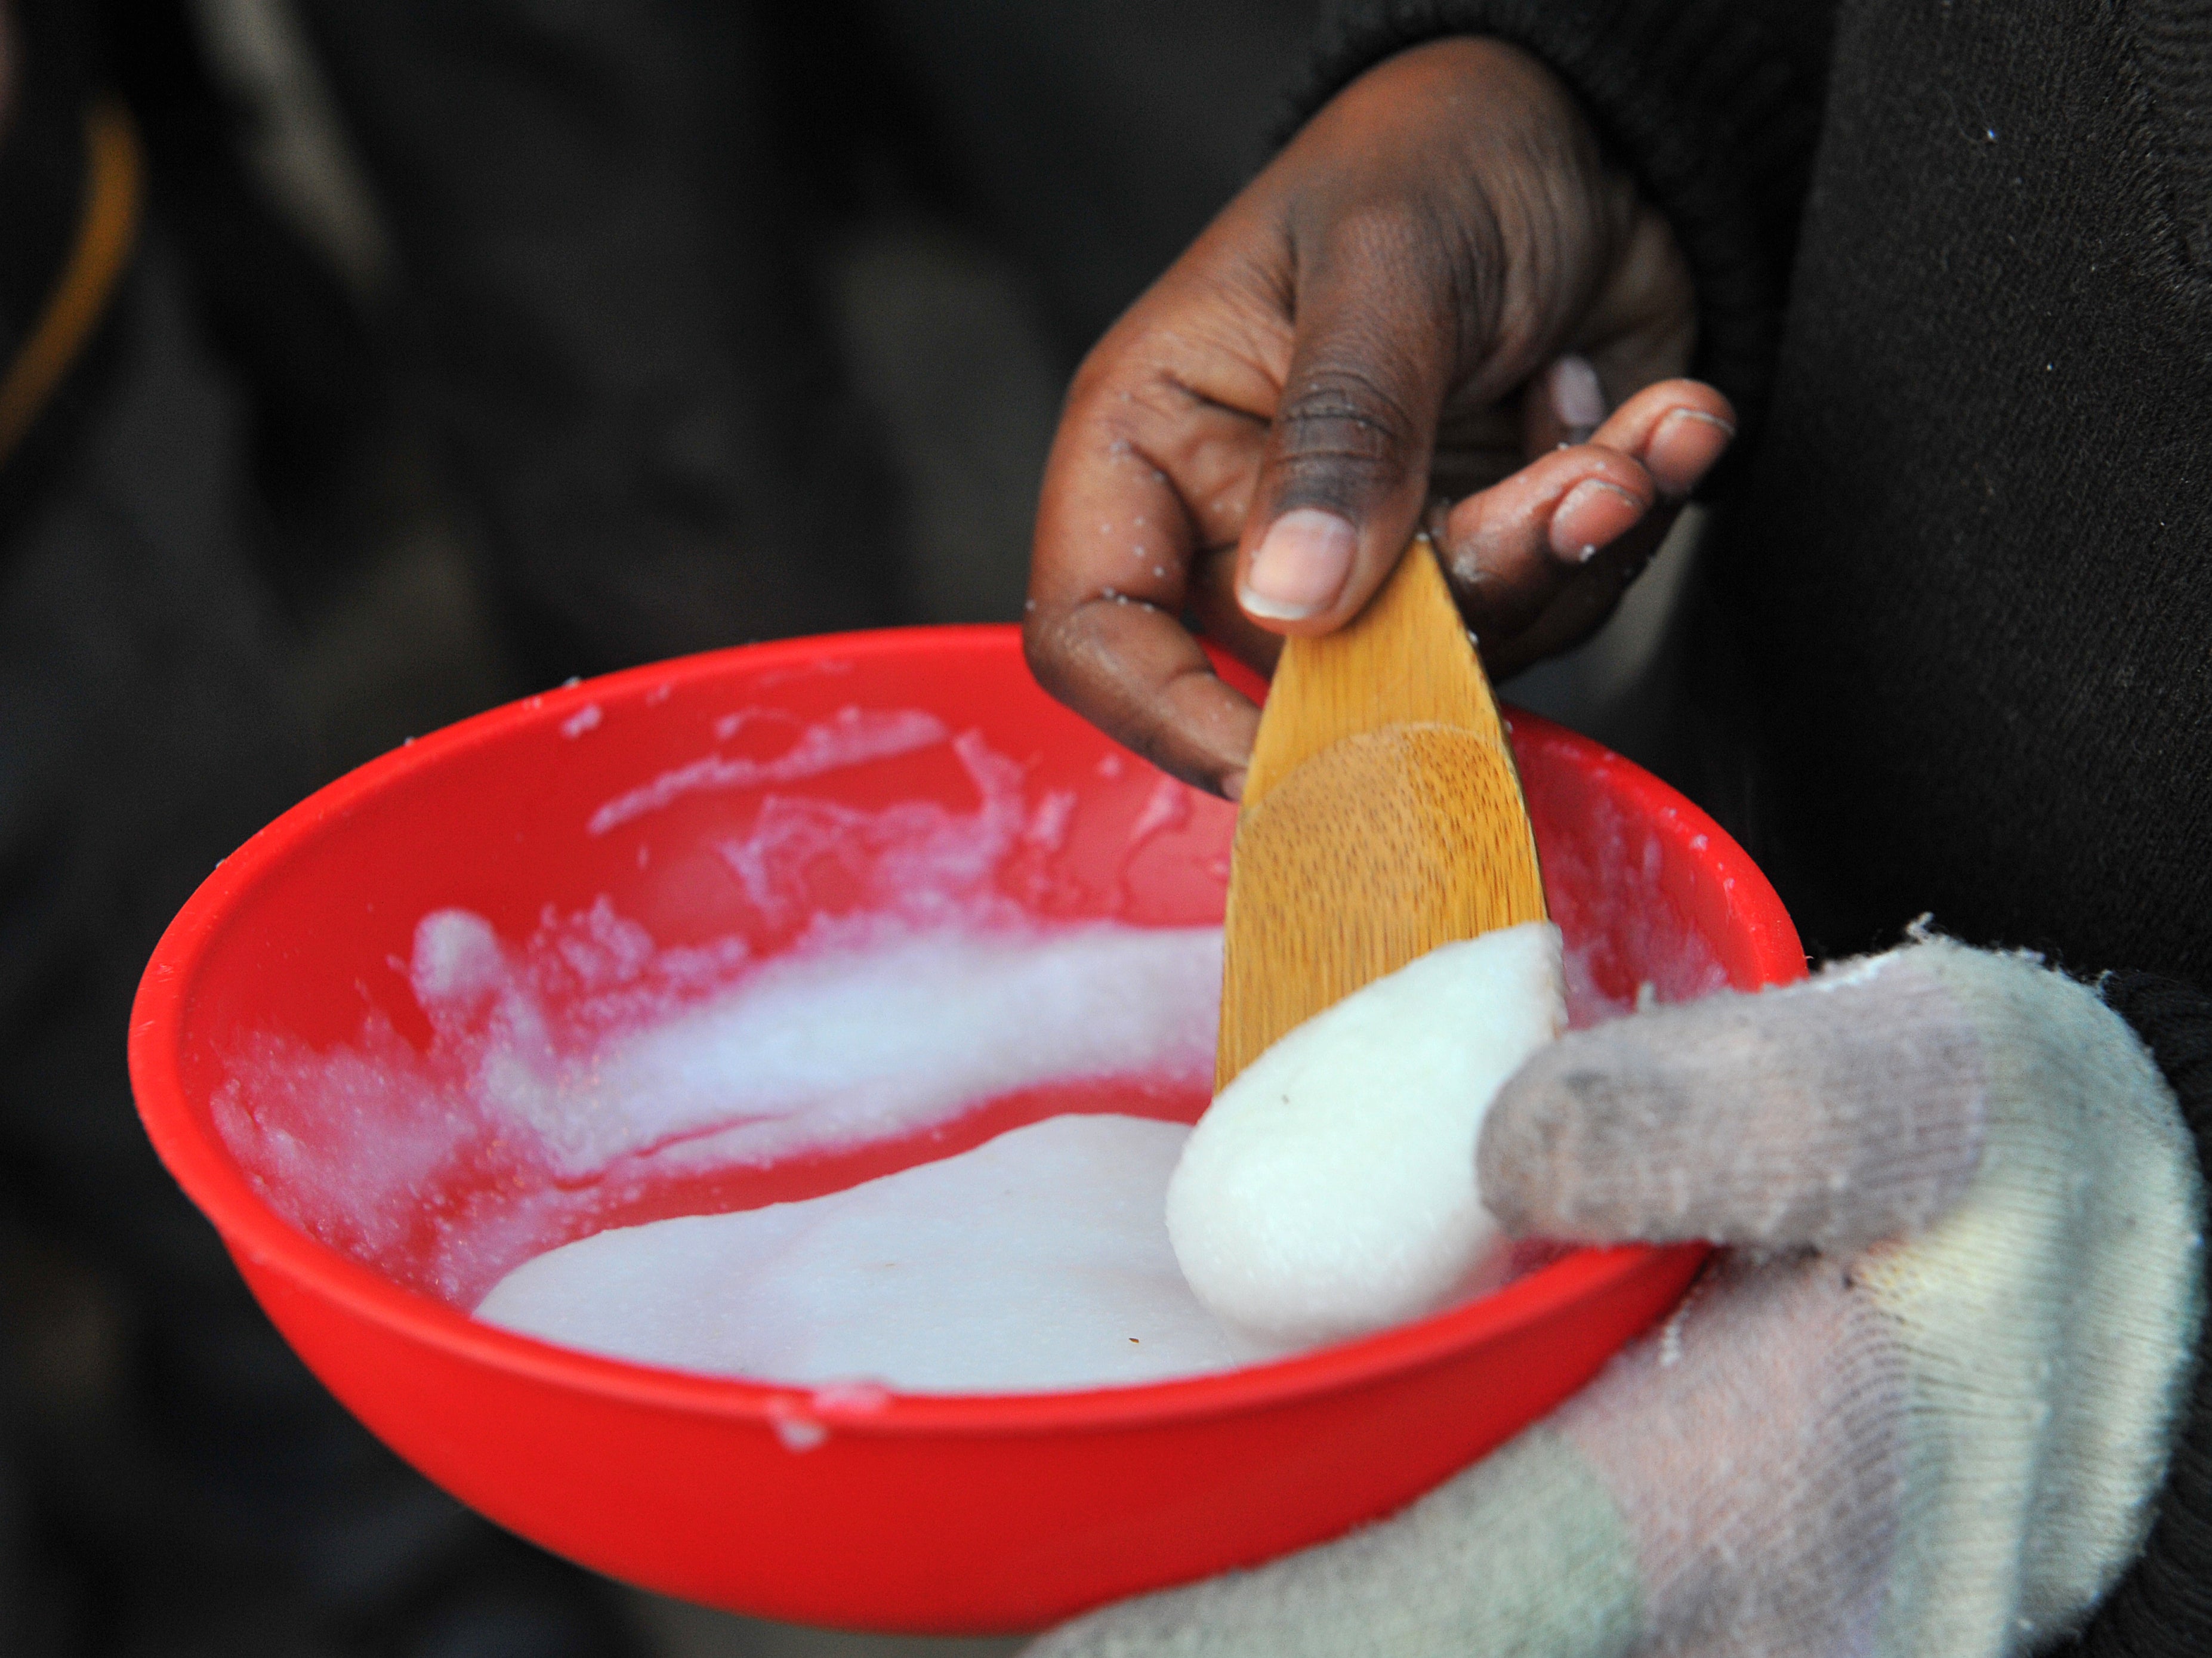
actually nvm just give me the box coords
[1031,937,2207,1657]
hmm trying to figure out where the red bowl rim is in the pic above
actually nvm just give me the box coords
[128,625,1804,1438]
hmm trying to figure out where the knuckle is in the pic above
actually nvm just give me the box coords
[1022,595,1144,717]
[1021,603,1084,702]
[1269,366,1421,510]
[1022,604,1216,794]
[1275,366,1416,461]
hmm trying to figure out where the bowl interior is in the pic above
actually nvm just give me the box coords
[138,628,1801,1368]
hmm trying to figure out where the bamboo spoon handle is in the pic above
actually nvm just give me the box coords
[1215,536,1548,1091]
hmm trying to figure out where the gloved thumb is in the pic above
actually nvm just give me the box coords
[1478,946,1988,1253]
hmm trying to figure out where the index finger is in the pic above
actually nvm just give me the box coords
[1026,303,1284,797]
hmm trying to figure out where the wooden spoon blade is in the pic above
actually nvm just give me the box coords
[1241,531,1512,807]
[1216,538,1546,1091]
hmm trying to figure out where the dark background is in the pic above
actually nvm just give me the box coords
[0,4,1687,1653]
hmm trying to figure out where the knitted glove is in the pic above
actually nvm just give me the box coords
[1029,938,2207,1657]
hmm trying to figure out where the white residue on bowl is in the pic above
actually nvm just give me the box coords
[588,706,949,834]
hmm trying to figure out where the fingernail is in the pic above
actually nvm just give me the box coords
[1660,407,1737,439]
[1649,406,1738,498]
[1242,508,1356,620]
[1548,477,1646,562]
[1548,355,1607,446]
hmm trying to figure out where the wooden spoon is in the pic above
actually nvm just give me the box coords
[1215,535,1548,1091]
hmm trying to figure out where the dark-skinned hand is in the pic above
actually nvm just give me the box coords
[1023,38,1736,798]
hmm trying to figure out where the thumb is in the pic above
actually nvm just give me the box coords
[1478,949,1988,1253]
[1236,229,1457,633]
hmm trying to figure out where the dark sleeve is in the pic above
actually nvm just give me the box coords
[1287,0,1835,452]
[2063,973,2212,1656]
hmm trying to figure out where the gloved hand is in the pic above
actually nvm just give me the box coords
[1022,36,1734,801]
[1029,938,2205,1657]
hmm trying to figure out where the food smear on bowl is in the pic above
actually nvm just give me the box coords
[214,892,1596,1391]
[473,924,1572,1392]
[477,1114,1241,1392]
[212,900,1221,1311]
[217,896,1675,1384]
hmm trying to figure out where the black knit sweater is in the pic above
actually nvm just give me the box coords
[1300,3,2212,1652]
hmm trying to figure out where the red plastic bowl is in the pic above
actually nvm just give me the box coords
[129,626,1803,1635]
